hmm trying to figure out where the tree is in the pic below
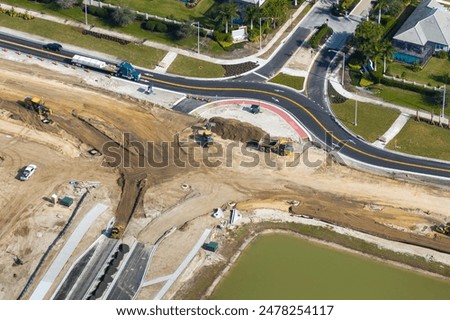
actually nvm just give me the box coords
[56,0,77,9]
[175,23,194,40]
[263,0,290,29]
[244,4,261,30]
[110,7,136,27]
[353,21,385,62]
[217,0,239,34]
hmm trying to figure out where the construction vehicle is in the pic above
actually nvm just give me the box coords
[111,224,125,239]
[198,129,214,147]
[250,104,260,114]
[257,136,294,156]
[434,223,450,236]
[71,54,141,81]
[194,122,215,148]
[24,97,53,121]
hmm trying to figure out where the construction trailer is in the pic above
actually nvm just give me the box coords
[203,242,219,252]
[59,196,74,208]
[71,54,141,81]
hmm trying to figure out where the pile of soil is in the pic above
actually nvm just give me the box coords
[209,116,268,142]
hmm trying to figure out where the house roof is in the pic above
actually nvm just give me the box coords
[393,0,450,47]
[237,0,267,6]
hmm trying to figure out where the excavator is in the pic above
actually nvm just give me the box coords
[24,97,53,122]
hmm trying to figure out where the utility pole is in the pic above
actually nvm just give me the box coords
[197,21,200,54]
[341,53,345,85]
[84,2,88,26]
[442,84,446,118]
[354,100,358,126]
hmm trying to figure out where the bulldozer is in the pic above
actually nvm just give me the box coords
[111,224,125,239]
[24,97,53,121]
[257,136,294,156]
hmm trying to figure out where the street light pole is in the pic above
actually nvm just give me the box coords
[329,49,345,85]
[354,99,358,126]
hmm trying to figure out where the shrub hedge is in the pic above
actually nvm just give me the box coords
[309,24,332,49]
[380,77,436,96]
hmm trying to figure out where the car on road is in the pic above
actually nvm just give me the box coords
[20,164,37,181]
[43,43,62,52]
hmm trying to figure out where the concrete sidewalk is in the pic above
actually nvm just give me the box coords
[29,203,108,300]
[372,113,410,148]
[155,51,178,73]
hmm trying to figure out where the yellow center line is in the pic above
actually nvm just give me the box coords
[1,37,448,175]
[0,38,68,59]
[145,75,450,175]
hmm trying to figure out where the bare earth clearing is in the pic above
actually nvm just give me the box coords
[0,58,449,300]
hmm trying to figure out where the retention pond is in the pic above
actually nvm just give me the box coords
[211,233,450,299]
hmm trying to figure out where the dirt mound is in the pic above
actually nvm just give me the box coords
[209,117,268,142]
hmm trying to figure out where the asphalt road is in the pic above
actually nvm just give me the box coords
[52,237,118,300]
[244,27,311,80]
[1,33,450,181]
[105,242,151,300]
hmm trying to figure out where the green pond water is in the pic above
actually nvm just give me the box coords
[210,233,450,299]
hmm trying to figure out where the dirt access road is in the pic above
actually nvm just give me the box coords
[0,58,449,300]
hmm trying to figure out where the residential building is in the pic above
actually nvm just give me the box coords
[392,0,450,64]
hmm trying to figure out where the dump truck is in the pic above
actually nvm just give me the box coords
[71,54,141,81]
[257,136,294,156]
[24,97,53,121]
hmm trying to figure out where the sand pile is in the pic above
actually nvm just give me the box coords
[209,117,268,142]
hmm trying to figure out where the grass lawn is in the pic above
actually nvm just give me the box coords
[386,120,450,161]
[387,57,450,87]
[1,0,227,55]
[269,73,305,90]
[1,0,215,22]
[370,84,449,116]
[167,55,225,78]
[0,14,166,68]
[332,100,400,142]
[104,0,215,21]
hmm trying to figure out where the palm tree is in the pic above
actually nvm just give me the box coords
[218,0,239,34]
[263,0,289,29]
[244,4,261,30]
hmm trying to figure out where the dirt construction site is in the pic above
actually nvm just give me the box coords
[0,56,450,300]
